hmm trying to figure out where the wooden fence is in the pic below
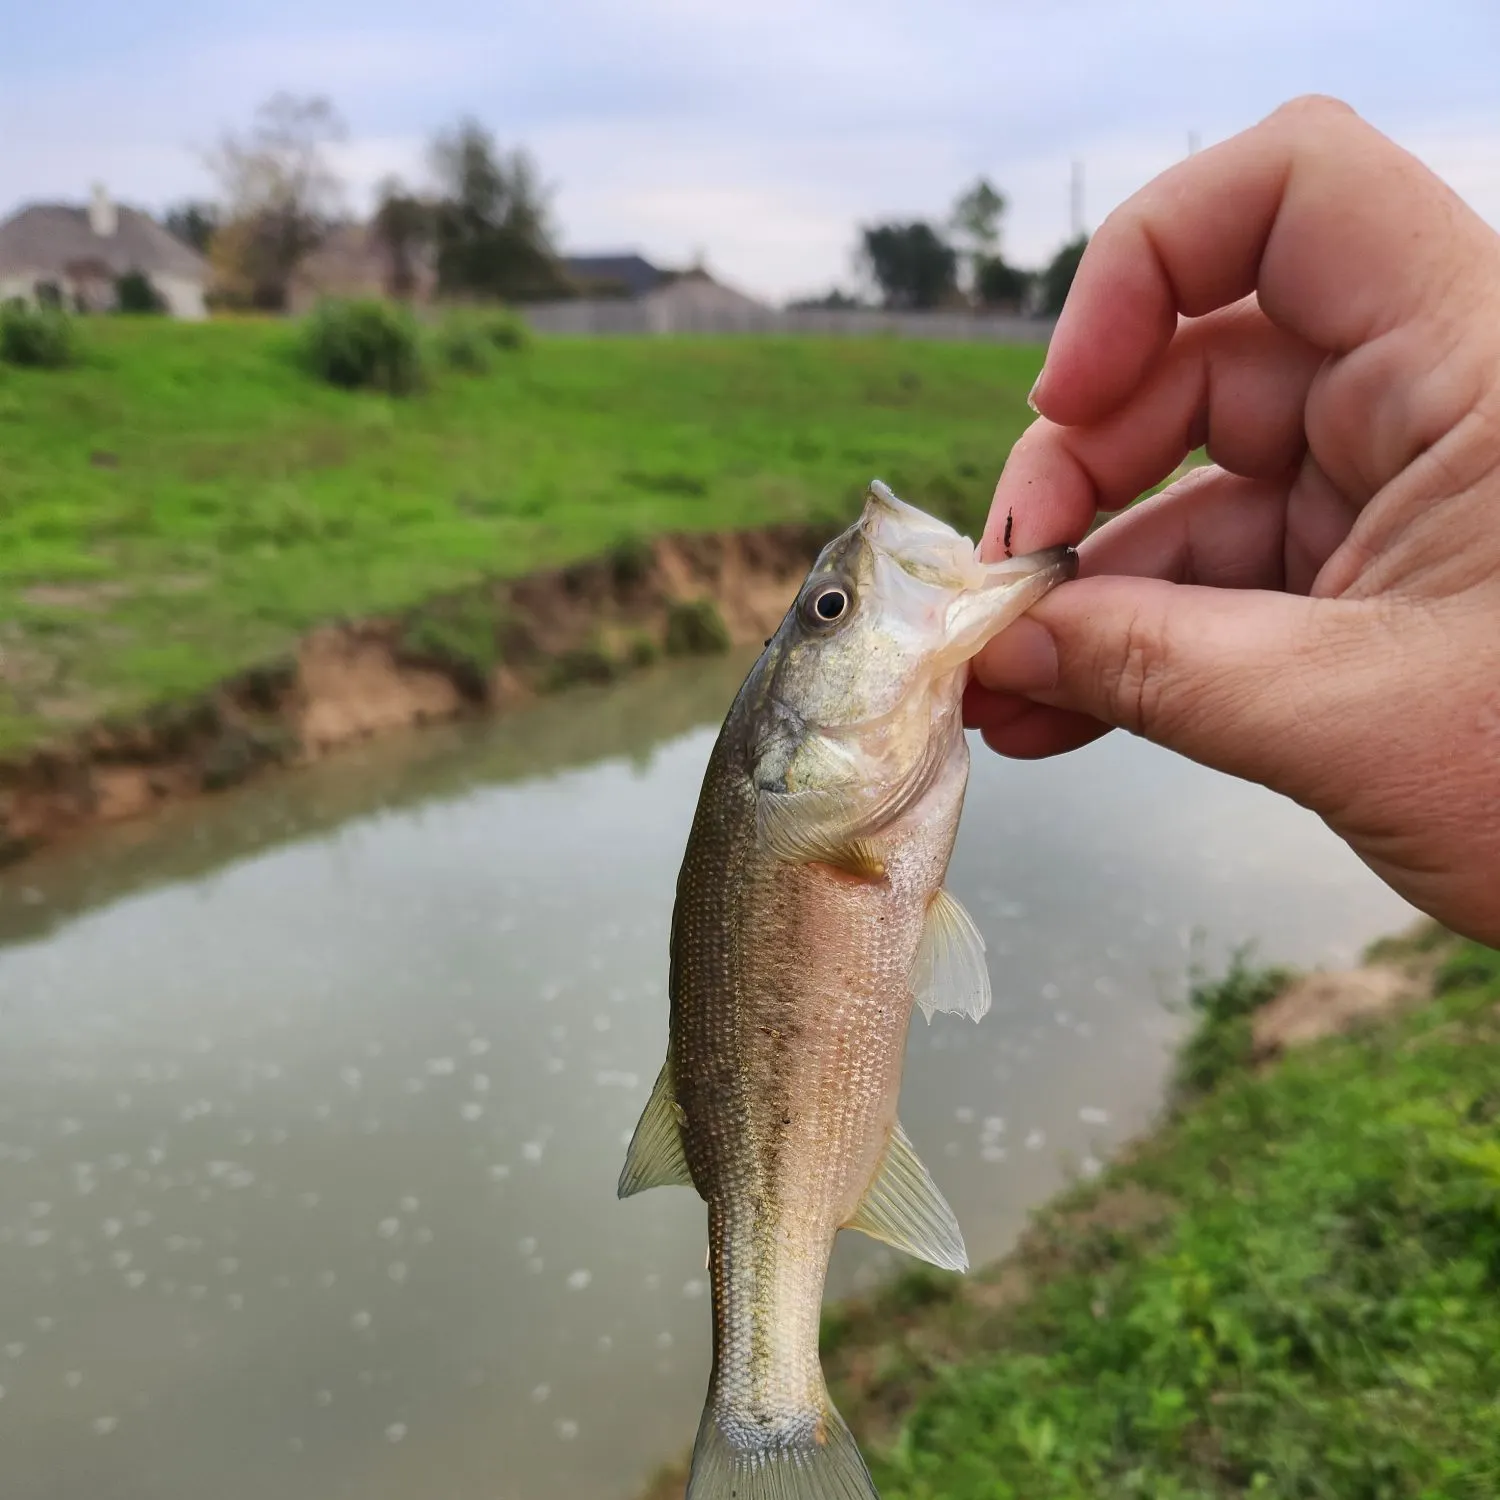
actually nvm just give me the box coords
[521,299,1056,343]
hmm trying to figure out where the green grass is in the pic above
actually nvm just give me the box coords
[843,936,1500,1499]
[0,317,1048,754]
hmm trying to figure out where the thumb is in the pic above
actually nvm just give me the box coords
[979,575,1379,808]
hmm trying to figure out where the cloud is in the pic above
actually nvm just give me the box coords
[2,0,1497,300]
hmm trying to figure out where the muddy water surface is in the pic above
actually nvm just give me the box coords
[0,653,1415,1500]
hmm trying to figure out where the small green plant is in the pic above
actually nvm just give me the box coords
[398,595,501,698]
[476,306,530,351]
[1173,947,1293,1100]
[664,598,731,656]
[608,535,655,588]
[622,468,709,498]
[625,632,659,668]
[432,315,494,375]
[542,639,620,690]
[299,298,423,394]
[0,301,77,368]
[114,270,167,315]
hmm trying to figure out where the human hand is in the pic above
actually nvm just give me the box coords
[965,96,1500,945]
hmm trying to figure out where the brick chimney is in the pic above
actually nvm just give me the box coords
[88,183,117,238]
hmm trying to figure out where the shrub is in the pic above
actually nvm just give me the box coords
[115,270,168,315]
[664,598,731,656]
[543,640,620,690]
[0,301,77,368]
[432,315,494,375]
[431,307,531,371]
[397,595,501,699]
[476,306,530,351]
[1172,948,1293,1101]
[299,298,423,395]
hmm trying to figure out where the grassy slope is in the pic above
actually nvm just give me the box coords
[805,934,1500,1500]
[0,319,1045,753]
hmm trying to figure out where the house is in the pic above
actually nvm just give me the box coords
[286,221,437,315]
[560,252,671,299]
[637,267,771,331]
[0,186,209,319]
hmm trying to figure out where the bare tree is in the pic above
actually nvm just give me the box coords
[208,93,347,309]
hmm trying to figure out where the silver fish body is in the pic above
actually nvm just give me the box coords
[620,482,1076,1499]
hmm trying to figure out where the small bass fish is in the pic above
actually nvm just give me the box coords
[620,481,1076,1500]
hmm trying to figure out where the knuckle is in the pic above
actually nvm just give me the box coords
[1271,93,1359,127]
[1104,604,1171,737]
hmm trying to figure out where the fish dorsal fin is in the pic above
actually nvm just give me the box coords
[911,887,991,1023]
[756,789,886,879]
[845,1121,968,1271]
[617,1060,693,1198]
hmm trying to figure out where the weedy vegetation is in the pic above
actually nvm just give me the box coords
[0,317,1048,754]
[0,301,78,369]
[767,929,1500,1500]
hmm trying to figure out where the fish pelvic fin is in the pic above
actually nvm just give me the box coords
[845,1121,968,1272]
[911,887,991,1023]
[686,1399,878,1500]
[617,1059,693,1199]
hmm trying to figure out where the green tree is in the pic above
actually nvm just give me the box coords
[115,269,167,314]
[163,201,220,255]
[950,177,1006,256]
[1040,234,1089,316]
[371,176,432,300]
[859,222,958,310]
[974,256,1033,310]
[429,118,568,301]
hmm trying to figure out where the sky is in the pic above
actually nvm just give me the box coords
[2,0,1498,304]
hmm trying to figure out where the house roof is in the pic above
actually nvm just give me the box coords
[0,204,208,281]
[561,253,668,297]
[643,273,770,318]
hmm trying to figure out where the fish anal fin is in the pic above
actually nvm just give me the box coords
[845,1121,968,1272]
[911,887,991,1022]
[617,1060,693,1199]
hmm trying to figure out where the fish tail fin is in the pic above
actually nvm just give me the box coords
[685,1399,879,1500]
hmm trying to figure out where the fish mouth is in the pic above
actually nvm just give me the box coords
[940,541,1078,662]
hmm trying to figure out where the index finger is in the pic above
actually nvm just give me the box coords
[1032,94,1496,429]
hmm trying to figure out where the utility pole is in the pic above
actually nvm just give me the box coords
[1187,130,1201,157]
[1069,159,1085,240]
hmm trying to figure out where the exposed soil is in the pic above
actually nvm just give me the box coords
[0,523,828,865]
[1249,963,1425,1059]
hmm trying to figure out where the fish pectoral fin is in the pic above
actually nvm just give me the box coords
[911,887,991,1023]
[755,789,886,880]
[844,1121,968,1272]
[617,1060,694,1199]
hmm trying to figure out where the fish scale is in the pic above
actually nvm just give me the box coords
[618,481,1077,1499]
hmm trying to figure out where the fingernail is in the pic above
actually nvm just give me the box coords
[972,617,1059,695]
[1025,367,1046,414]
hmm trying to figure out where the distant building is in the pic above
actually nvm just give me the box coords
[560,252,672,299]
[287,222,437,315]
[525,260,774,334]
[0,185,209,319]
[638,267,770,330]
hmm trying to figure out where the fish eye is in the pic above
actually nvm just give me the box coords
[804,582,853,627]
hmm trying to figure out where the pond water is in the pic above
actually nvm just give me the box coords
[0,652,1416,1500]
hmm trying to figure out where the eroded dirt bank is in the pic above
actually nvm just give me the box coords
[0,524,827,865]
